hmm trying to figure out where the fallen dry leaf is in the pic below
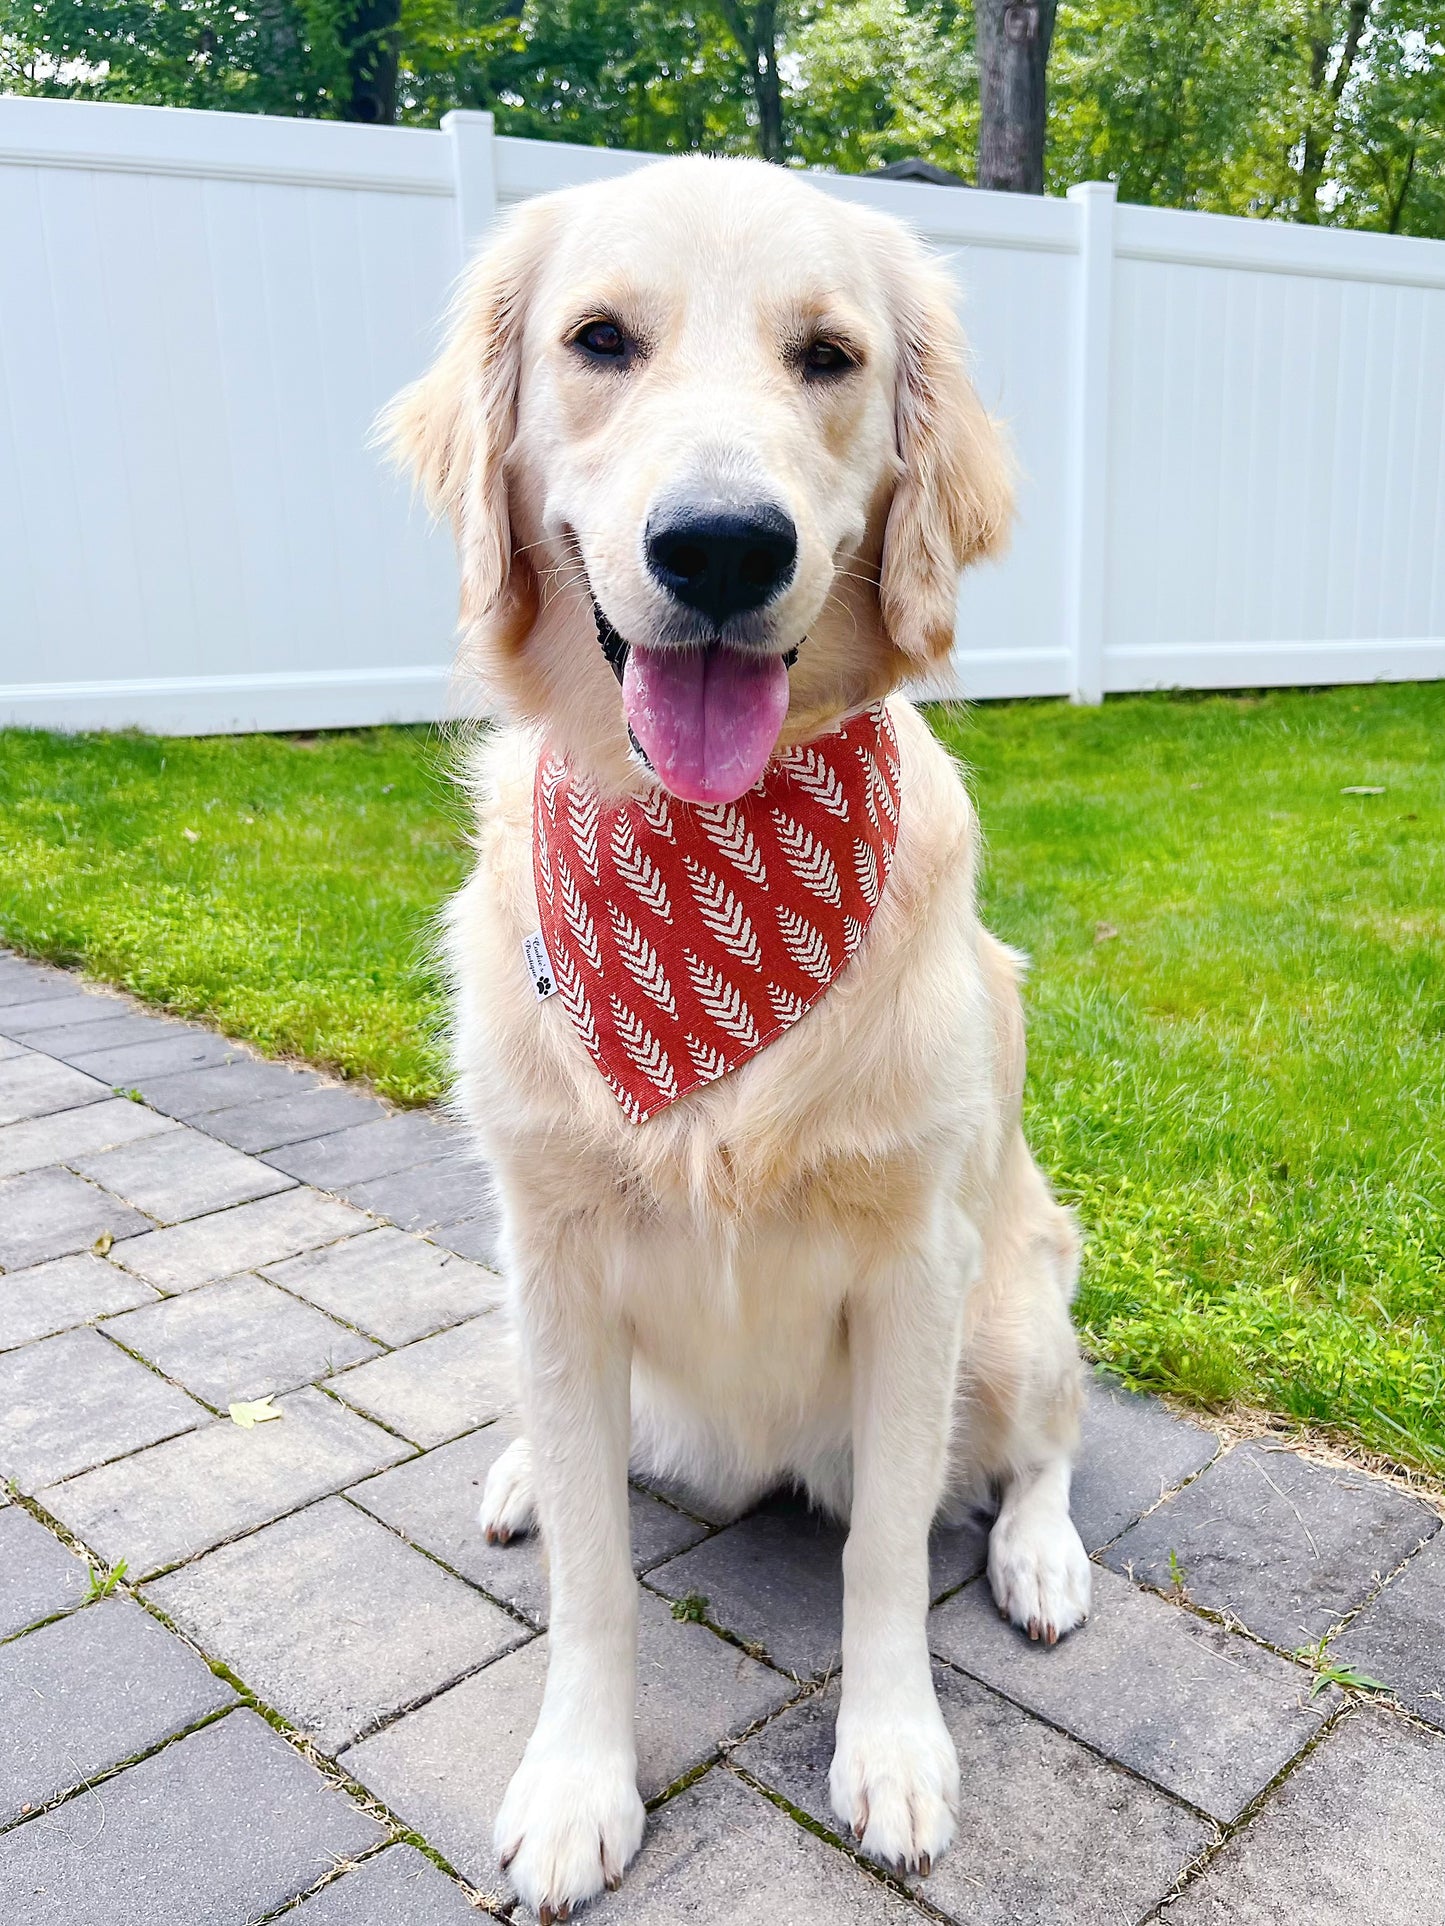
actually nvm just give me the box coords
[182,826,200,842]
[1094,922,1119,944]
[91,1231,114,1256]
[229,1397,283,1429]
[1340,785,1385,796]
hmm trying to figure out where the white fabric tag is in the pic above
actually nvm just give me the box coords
[522,929,558,1001]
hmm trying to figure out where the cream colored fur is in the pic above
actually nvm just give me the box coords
[389,155,1089,1923]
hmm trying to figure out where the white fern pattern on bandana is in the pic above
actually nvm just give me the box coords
[695,803,769,885]
[533,704,901,1120]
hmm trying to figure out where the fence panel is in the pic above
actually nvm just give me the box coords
[0,96,1441,733]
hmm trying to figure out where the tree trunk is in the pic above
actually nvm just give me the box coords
[717,1,786,161]
[1386,144,1417,233]
[976,0,1059,194]
[753,4,785,162]
[341,0,401,125]
[1295,0,1371,223]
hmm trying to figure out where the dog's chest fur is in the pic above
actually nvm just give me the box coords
[446,700,1005,1451]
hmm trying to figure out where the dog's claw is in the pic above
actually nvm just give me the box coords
[917,1853,932,1877]
[1027,1616,1042,1641]
[539,1906,555,1926]
[499,1842,518,1873]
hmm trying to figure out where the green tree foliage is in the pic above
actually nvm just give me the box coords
[787,0,979,173]
[470,0,754,151]
[1047,1,1444,234]
[2,0,1442,235]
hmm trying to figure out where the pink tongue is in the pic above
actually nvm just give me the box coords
[623,646,790,804]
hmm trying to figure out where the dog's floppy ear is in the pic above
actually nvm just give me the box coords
[877,237,1013,663]
[381,199,554,622]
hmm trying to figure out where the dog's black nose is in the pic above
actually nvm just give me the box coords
[646,503,797,625]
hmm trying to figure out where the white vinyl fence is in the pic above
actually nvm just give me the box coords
[1,95,1442,733]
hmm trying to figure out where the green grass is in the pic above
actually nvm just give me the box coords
[1,683,1442,1472]
[0,726,469,1103]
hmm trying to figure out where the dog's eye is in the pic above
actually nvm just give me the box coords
[573,319,630,362]
[802,337,856,379]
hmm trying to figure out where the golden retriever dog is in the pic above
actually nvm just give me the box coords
[388,155,1089,1921]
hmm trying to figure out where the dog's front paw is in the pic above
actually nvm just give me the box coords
[495,1734,645,1920]
[829,1693,958,1876]
[987,1502,1091,1643]
[479,1436,536,1545]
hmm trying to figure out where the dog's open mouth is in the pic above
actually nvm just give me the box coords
[594,603,794,805]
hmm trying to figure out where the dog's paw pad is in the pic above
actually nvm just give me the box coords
[829,1701,958,1877]
[496,1742,644,1916]
[479,1436,537,1545]
[987,1506,1091,1644]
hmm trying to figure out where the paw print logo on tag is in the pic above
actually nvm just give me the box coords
[522,930,558,1001]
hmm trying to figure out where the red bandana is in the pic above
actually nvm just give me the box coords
[532,704,900,1122]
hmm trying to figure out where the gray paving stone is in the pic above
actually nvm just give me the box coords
[647,1501,845,1676]
[1331,1530,1445,1728]
[342,1588,793,1886]
[138,1055,324,1119]
[929,1502,994,1600]
[0,1054,110,1127]
[0,958,79,1005]
[67,1028,243,1083]
[289,1844,483,1923]
[25,1010,193,1061]
[0,990,130,1035]
[325,1315,510,1447]
[0,1164,154,1270]
[1161,1708,1445,1924]
[427,1214,501,1268]
[588,1767,917,1924]
[348,1425,707,1624]
[342,1159,481,1233]
[148,1497,526,1752]
[0,1595,233,1822]
[41,1386,411,1575]
[646,1491,990,1677]
[929,1566,1333,1822]
[633,1465,750,1527]
[113,1187,370,1292]
[0,1033,28,1060]
[106,1274,381,1407]
[0,1709,385,1926]
[0,1326,204,1492]
[0,1507,91,1638]
[0,1251,160,1349]
[1072,1373,1221,1551]
[1102,1442,1441,1651]
[69,1127,295,1225]
[197,1085,390,1153]
[264,1110,465,1188]
[264,1227,498,1345]
[736,1667,1214,1924]
[0,1093,180,1179]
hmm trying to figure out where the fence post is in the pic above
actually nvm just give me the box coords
[1064,181,1116,705]
[442,110,499,270]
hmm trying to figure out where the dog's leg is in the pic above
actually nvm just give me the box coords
[829,1227,970,1876]
[987,1452,1090,1643]
[492,1251,644,1920]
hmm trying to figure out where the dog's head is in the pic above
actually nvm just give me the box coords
[387,157,1011,802]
